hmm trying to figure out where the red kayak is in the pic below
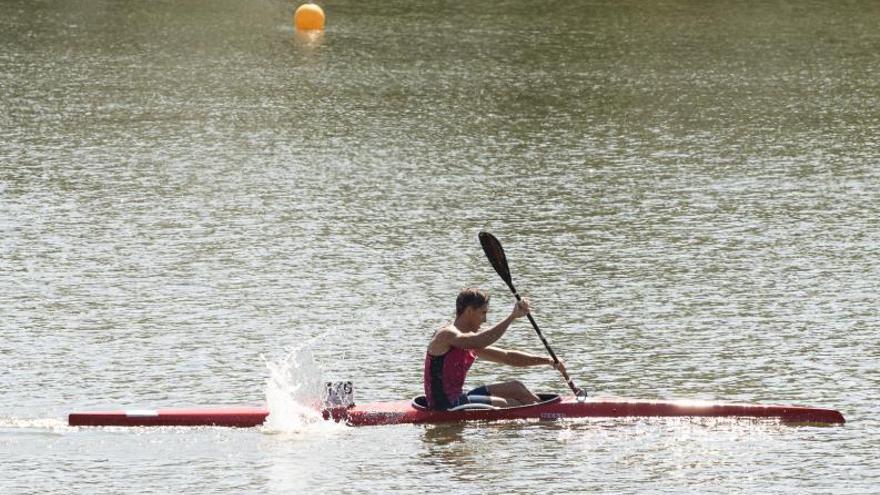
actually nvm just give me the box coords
[68,394,845,427]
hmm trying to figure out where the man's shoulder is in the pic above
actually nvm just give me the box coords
[436,323,459,333]
[427,325,457,355]
[432,324,459,341]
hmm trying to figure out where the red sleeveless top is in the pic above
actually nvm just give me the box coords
[423,347,477,410]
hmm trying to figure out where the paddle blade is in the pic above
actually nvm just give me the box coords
[478,231,517,294]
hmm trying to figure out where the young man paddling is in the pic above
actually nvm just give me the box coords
[424,288,567,410]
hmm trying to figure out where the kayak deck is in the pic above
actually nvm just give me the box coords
[68,407,269,428]
[337,397,845,426]
[68,397,845,427]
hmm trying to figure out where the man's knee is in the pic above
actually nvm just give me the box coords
[488,380,529,398]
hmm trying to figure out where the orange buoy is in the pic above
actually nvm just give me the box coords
[294,3,325,31]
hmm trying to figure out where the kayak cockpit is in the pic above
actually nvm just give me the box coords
[411,393,561,412]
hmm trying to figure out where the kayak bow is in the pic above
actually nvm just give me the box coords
[68,394,844,427]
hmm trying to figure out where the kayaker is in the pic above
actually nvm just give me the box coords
[424,287,568,410]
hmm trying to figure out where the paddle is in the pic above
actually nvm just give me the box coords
[478,231,586,399]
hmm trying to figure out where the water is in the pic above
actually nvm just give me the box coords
[2,0,878,493]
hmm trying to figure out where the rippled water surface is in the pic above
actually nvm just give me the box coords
[2,1,878,493]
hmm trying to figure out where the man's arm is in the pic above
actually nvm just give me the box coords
[446,314,517,349]
[474,346,555,367]
[429,300,530,354]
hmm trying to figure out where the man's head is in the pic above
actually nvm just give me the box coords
[456,288,490,318]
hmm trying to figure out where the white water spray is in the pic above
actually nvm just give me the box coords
[261,346,342,434]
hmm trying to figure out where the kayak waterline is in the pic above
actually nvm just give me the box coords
[68,394,845,427]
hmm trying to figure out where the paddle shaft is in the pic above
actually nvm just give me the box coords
[509,289,581,396]
[478,231,584,397]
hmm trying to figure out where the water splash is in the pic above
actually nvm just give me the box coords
[261,345,342,434]
[0,416,70,433]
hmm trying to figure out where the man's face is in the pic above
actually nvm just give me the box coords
[475,303,489,325]
[461,303,489,329]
